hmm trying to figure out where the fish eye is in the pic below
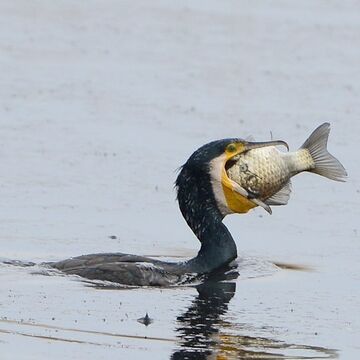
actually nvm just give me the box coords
[226,143,237,153]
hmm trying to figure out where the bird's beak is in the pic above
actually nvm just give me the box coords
[244,140,289,152]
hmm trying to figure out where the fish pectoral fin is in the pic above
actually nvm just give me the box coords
[265,181,292,206]
[231,182,272,215]
[230,181,250,198]
[251,198,273,214]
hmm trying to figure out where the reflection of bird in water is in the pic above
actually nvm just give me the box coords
[172,280,236,360]
[171,277,337,360]
[48,139,286,286]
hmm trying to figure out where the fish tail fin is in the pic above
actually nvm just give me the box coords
[301,122,347,182]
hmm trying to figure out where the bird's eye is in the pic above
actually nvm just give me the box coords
[226,143,237,153]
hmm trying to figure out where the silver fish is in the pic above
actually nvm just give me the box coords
[226,123,347,214]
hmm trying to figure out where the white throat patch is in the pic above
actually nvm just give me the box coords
[209,155,233,216]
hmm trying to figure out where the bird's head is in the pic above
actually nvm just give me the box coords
[177,138,288,217]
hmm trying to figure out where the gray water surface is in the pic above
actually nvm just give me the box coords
[0,1,359,359]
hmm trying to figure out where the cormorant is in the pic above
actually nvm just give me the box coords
[48,138,287,286]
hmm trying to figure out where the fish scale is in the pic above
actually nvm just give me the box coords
[226,123,347,208]
[228,147,292,201]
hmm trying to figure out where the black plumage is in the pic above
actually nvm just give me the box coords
[49,139,241,286]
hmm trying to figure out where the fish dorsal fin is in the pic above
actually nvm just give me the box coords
[265,181,292,206]
[245,135,255,142]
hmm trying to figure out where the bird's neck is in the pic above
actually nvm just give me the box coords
[176,167,237,274]
[186,216,238,274]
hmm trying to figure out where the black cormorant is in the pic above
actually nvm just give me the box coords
[49,138,287,286]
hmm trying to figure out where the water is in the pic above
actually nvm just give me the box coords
[0,1,359,359]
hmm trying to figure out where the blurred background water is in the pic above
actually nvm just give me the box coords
[0,1,359,358]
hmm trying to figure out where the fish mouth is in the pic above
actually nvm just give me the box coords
[225,139,289,171]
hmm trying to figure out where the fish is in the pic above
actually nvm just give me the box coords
[226,123,347,214]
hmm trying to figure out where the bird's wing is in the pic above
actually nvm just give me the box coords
[51,257,181,286]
